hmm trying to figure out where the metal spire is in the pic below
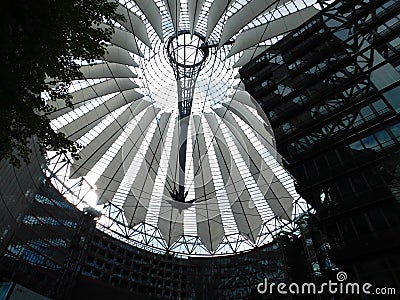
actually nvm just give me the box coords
[166,30,209,202]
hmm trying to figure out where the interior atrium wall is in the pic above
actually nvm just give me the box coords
[0,146,94,299]
[0,152,324,299]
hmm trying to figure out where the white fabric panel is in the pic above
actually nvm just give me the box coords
[217,116,274,225]
[79,63,136,79]
[103,46,139,67]
[184,205,197,236]
[205,0,234,40]
[233,46,270,67]
[196,201,224,252]
[70,102,151,179]
[221,101,275,152]
[61,92,146,142]
[115,3,151,47]
[117,122,160,227]
[188,0,206,35]
[191,116,216,203]
[202,118,239,236]
[49,79,139,119]
[123,195,148,228]
[158,203,185,246]
[205,113,262,243]
[228,6,318,56]
[82,105,150,185]
[109,26,144,57]
[235,81,246,91]
[230,90,272,127]
[164,0,180,33]
[237,123,292,219]
[156,114,189,243]
[219,0,286,46]
[191,115,224,252]
[215,108,293,220]
[162,115,180,203]
[127,113,171,226]
[229,90,257,109]
[183,117,198,236]
[134,0,163,40]
[226,99,270,135]
[94,107,160,204]
[69,103,136,179]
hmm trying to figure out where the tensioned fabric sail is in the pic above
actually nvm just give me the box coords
[48,0,322,255]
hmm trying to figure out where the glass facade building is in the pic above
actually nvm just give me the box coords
[241,0,400,290]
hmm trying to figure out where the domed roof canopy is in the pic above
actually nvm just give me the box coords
[46,0,323,256]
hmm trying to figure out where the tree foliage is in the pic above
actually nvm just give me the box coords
[0,0,124,166]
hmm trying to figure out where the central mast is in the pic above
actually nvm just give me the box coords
[166,31,209,202]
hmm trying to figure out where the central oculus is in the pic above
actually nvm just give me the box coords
[166,31,209,203]
[166,30,209,69]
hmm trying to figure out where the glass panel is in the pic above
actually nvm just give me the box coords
[340,219,357,241]
[325,224,341,243]
[389,123,400,140]
[326,151,340,167]
[352,215,371,237]
[350,175,368,192]
[367,209,388,231]
[361,135,379,149]
[372,99,387,114]
[316,156,328,169]
[384,85,400,112]
[349,140,363,151]
[375,130,391,143]
[360,106,374,119]
[337,178,353,198]
[385,209,400,227]
[305,160,318,178]
[389,37,400,49]
[370,64,400,90]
